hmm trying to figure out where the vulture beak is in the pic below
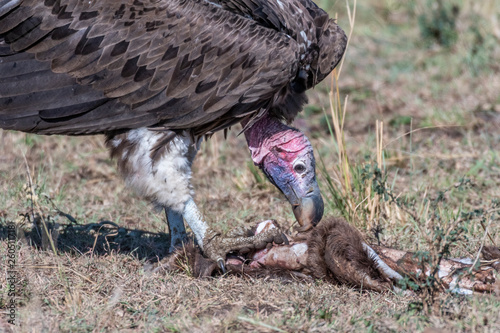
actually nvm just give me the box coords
[290,182,324,232]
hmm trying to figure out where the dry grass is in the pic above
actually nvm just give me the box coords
[1,0,500,331]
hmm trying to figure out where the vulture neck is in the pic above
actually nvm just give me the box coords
[243,114,306,166]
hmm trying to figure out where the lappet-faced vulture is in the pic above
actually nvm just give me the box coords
[0,0,346,269]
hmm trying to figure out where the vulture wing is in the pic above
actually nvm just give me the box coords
[0,0,346,136]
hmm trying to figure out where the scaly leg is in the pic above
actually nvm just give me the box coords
[165,208,188,253]
[182,197,287,272]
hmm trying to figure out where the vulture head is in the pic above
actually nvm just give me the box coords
[245,115,324,231]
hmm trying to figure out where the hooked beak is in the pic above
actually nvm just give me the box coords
[290,184,324,232]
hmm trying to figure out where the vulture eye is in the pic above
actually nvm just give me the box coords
[294,162,307,174]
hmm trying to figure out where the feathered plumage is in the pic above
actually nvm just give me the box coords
[0,0,346,137]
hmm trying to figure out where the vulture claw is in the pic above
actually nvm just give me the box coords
[273,232,289,245]
[282,233,289,245]
[217,259,227,274]
[202,225,284,269]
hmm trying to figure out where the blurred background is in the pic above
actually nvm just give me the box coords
[311,0,499,135]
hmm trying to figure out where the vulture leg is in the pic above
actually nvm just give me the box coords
[183,197,287,272]
[107,129,283,266]
[166,208,188,253]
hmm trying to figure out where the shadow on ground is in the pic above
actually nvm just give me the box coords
[0,217,172,261]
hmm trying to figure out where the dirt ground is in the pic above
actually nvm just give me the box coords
[1,0,500,332]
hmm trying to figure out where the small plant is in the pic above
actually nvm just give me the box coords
[322,0,498,317]
[411,0,460,48]
[320,0,388,230]
[17,179,79,253]
[399,182,498,314]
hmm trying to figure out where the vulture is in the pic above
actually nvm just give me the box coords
[0,0,347,269]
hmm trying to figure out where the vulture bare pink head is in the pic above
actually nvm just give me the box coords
[245,115,324,231]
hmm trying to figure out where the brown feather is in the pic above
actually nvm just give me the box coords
[1,0,346,136]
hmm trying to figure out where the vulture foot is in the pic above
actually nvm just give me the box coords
[202,221,288,272]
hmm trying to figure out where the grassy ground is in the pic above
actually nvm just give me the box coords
[1,0,500,331]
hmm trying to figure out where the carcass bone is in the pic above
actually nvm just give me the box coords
[247,220,500,294]
[371,245,499,294]
[162,218,499,294]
